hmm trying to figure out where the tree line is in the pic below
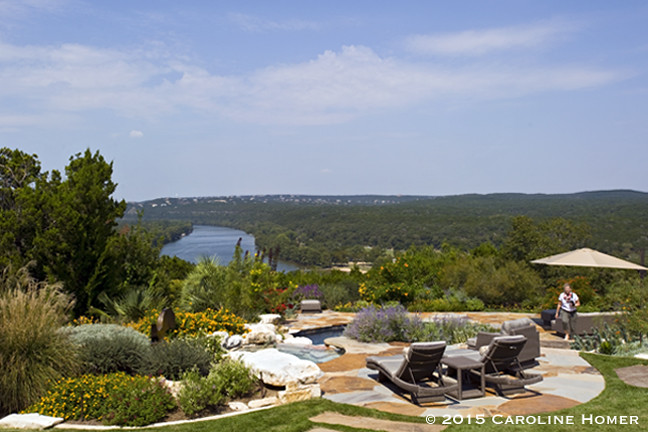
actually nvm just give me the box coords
[126,191,648,267]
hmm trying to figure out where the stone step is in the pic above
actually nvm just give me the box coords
[309,412,445,432]
[540,338,573,349]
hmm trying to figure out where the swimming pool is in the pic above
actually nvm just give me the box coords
[276,325,346,363]
[276,343,342,363]
[293,325,346,346]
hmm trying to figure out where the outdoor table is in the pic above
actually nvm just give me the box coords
[441,355,485,400]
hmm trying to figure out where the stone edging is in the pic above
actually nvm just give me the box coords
[53,405,275,430]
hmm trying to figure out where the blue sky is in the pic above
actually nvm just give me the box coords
[1,1,647,201]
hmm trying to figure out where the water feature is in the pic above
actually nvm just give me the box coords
[275,325,347,363]
[160,225,298,272]
[277,343,342,364]
[294,325,346,346]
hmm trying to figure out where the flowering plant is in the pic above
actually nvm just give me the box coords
[25,373,175,426]
[126,308,247,339]
[292,284,323,301]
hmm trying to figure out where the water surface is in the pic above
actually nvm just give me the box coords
[161,225,297,272]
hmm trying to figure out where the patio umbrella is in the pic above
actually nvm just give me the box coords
[531,248,648,271]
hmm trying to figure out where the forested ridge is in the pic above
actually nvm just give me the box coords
[125,190,648,267]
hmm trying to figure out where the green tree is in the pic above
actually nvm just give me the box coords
[30,150,126,315]
[502,216,590,262]
[0,149,46,270]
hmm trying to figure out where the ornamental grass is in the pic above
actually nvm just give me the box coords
[0,268,78,416]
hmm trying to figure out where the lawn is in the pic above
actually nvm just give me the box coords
[29,353,648,432]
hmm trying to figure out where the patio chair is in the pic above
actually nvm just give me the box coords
[365,341,458,404]
[466,318,540,368]
[469,335,543,396]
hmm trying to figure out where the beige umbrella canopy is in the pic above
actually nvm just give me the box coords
[531,248,648,271]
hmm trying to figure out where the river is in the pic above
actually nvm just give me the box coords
[160,225,298,272]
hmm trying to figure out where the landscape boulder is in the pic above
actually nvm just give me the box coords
[0,413,64,430]
[259,313,282,325]
[229,348,322,386]
[243,323,277,345]
[281,335,313,346]
[224,334,243,350]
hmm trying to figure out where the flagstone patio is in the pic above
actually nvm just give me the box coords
[286,310,604,418]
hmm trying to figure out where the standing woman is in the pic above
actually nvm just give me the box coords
[555,283,580,341]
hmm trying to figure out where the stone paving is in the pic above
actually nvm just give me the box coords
[286,311,605,419]
[309,412,444,432]
[615,365,648,388]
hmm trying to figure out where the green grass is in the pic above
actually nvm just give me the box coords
[21,353,648,432]
[451,353,648,432]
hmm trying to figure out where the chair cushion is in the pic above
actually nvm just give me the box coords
[501,318,534,334]
[480,335,527,363]
[365,355,404,378]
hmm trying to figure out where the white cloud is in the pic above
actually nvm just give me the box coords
[129,130,143,138]
[405,20,579,56]
[0,37,627,127]
[228,12,320,32]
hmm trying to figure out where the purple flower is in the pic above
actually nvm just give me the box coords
[292,284,323,300]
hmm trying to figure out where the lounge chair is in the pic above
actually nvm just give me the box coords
[365,341,458,404]
[469,335,543,396]
[466,318,540,368]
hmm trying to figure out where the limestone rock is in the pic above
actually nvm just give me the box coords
[281,336,313,346]
[247,396,278,409]
[278,387,313,404]
[209,330,230,346]
[278,382,321,404]
[231,348,322,386]
[0,413,64,430]
[243,323,277,345]
[228,401,249,411]
[259,314,282,325]
[224,334,243,350]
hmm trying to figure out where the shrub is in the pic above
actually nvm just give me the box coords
[64,324,151,375]
[333,300,372,312]
[149,338,213,380]
[210,358,257,399]
[101,377,176,426]
[408,289,485,312]
[358,281,418,305]
[419,316,495,344]
[571,322,646,356]
[442,256,543,306]
[25,373,175,426]
[177,369,224,417]
[127,308,247,339]
[344,304,416,342]
[177,359,255,417]
[319,282,360,309]
[0,272,78,416]
[344,304,493,344]
[292,284,323,301]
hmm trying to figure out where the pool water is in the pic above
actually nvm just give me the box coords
[277,343,342,363]
[276,325,346,363]
[293,325,346,345]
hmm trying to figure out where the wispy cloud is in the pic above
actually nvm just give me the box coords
[129,130,143,138]
[0,37,627,128]
[0,0,70,26]
[405,20,579,56]
[228,12,321,32]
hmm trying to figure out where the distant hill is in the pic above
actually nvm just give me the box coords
[125,190,648,266]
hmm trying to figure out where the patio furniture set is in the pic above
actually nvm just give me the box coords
[365,318,544,404]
